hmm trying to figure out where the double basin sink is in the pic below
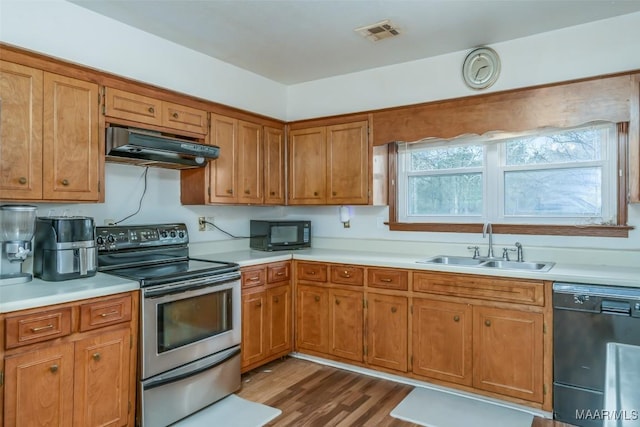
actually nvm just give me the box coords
[417,255,555,272]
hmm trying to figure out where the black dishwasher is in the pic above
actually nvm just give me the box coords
[553,282,640,426]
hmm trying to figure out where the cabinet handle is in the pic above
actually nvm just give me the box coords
[31,324,54,332]
[100,310,119,318]
[335,298,340,305]
[307,270,316,275]
[226,189,233,194]
[391,307,397,313]
[256,301,262,308]
[274,297,279,303]
[92,352,101,362]
[172,112,179,119]
[61,179,70,186]
[244,190,250,194]
[380,278,392,283]
[314,296,320,302]
[50,364,59,374]
[148,107,155,113]
[18,177,27,185]
[453,315,460,322]
[276,272,284,276]
[248,276,260,281]
[485,319,492,327]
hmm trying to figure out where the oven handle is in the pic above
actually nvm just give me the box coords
[144,272,240,298]
[142,346,240,391]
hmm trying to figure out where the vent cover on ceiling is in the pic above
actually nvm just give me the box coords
[354,19,401,42]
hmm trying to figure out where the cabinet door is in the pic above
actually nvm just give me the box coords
[0,61,43,200]
[162,101,207,135]
[329,288,363,362]
[43,73,100,201]
[326,121,369,204]
[296,284,328,353]
[74,329,131,427]
[473,306,544,403]
[288,126,326,204]
[4,343,74,426]
[208,113,237,202]
[237,120,263,204]
[264,126,285,205]
[413,298,472,386]
[267,285,292,356]
[241,290,267,368]
[104,87,161,126]
[366,293,408,372]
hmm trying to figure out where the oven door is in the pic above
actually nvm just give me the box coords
[141,271,241,379]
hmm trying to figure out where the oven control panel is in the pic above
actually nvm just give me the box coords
[96,223,189,251]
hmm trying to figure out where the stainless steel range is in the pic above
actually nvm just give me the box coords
[96,223,241,427]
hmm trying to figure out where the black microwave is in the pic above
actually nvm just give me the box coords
[250,220,311,251]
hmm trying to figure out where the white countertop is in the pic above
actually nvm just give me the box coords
[3,248,639,314]
[0,273,139,314]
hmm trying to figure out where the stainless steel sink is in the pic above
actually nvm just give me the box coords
[417,255,554,272]
[480,260,555,272]
[417,256,485,266]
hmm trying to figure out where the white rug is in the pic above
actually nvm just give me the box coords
[172,394,281,427]
[391,387,534,427]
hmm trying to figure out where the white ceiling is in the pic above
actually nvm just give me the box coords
[68,0,640,85]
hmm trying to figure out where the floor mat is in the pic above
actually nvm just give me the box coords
[172,394,281,427]
[391,387,534,427]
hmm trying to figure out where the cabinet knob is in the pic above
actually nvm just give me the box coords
[92,352,101,362]
[314,296,320,302]
[18,177,27,185]
[50,364,59,373]
[148,107,155,113]
[453,315,460,322]
[335,298,340,305]
[270,191,276,196]
[342,271,350,278]
[226,189,233,194]
[100,310,118,318]
[61,179,70,186]
[256,301,262,308]
[485,319,492,327]
[391,307,397,313]
[308,270,316,275]
[332,191,337,196]
[244,189,250,194]
[172,112,179,119]
[313,191,319,196]
[274,296,279,303]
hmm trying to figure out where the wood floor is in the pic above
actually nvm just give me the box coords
[237,357,575,427]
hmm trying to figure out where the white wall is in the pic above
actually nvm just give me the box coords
[2,2,640,266]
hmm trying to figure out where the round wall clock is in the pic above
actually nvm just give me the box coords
[462,47,501,90]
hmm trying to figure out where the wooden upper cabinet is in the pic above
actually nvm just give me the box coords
[0,61,43,200]
[104,87,207,135]
[288,120,371,205]
[208,113,237,202]
[326,121,369,204]
[264,126,285,205]
[43,73,100,201]
[288,126,326,204]
[0,63,101,202]
[237,120,263,204]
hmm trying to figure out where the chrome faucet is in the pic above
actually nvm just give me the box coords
[515,242,524,262]
[482,222,495,258]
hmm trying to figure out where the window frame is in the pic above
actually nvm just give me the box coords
[388,122,631,237]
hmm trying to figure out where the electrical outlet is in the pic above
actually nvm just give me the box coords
[198,217,206,231]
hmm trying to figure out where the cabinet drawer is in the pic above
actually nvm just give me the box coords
[413,272,544,306]
[267,262,290,284]
[368,268,408,291]
[330,265,364,286]
[79,295,133,332]
[297,262,328,282]
[104,87,161,126]
[162,101,208,135]
[5,307,72,349]
[242,267,266,288]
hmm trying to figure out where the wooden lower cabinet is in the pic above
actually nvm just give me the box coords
[2,292,136,427]
[473,306,544,403]
[296,284,329,353]
[366,293,408,372]
[412,298,472,386]
[241,262,293,372]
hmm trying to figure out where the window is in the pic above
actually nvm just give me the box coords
[397,122,619,226]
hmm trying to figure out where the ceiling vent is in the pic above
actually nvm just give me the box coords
[354,19,401,42]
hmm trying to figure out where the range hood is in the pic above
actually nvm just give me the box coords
[105,126,219,170]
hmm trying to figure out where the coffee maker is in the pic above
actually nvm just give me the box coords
[33,216,97,281]
[0,205,38,285]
